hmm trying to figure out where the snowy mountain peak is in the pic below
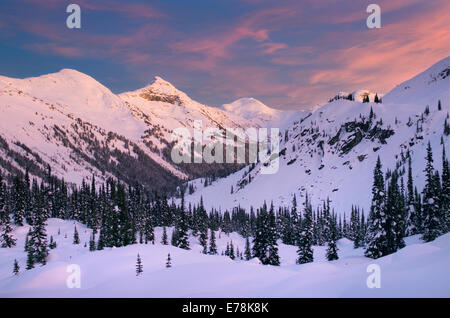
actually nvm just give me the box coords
[383,55,450,105]
[222,97,278,119]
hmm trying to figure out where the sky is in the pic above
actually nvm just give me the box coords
[0,0,449,110]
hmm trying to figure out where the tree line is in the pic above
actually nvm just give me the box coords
[0,142,448,269]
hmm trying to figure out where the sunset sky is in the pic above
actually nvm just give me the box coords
[0,0,448,110]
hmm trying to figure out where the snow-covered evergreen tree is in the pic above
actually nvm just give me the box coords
[296,194,314,264]
[365,157,388,259]
[136,253,143,276]
[422,143,442,242]
[244,236,252,260]
[161,226,168,245]
[73,225,80,245]
[208,229,218,255]
[166,253,172,268]
[13,259,20,275]
[326,214,339,261]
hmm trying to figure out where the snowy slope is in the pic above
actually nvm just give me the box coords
[0,71,276,189]
[183,56,450,214]
[221,97,305,128]
[0,219,448,297]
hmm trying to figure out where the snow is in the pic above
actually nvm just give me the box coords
[0,219,448,297]
[0,70,280,185]
[183,56,450,215]
[221,97,305,128]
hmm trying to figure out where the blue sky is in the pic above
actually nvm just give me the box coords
[0,0,448,109]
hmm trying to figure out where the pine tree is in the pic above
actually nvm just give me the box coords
[0,176,16,248]
[229,241,235,260]
[208,229,218,255]
[374,93,380,103]
[267,203,280,265]
[422,143,442,242]
[28,199,49,265]
[326,215,339,261]
[73,226,80,244]
[13,259,20,275]
[161,226,168,245]
[252,203,271,264]
[407,156,420,234]
[296,194,314,264]
[136,253,143,276]
[244,236,252,260]
[177,210,190,250]
[26,248,34,270]
[365,157,388,259]
[441,144,450,233]
[166,253,172,268]
[89,232,96,251]
[49,235,57,249]
[438,99,442,111]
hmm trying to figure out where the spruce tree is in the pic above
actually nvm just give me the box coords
[0,176,16,248]
[267,203,280,265]
[422,143,442,242]
[166,253,172,268]
[365,157,388,259]
[229,241,235,260]
[13,259,20,275]
[28,199,49,265]
[208,229,218,255]
[49,235,57,249]
[374,94,380,103]
[177,210,190,250]
[252,203,270,264]
[136,253,143,276]
[26,248,34,270]
[161,226,168,245]
[326,215,339,261]
[244,236,252,260]
[296,194,314,264]
[89,233,96,251]
[73,226,80,244]
[441,144,450,233]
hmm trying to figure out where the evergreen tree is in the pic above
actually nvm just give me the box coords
[267,203,280,265]
[49,235,57,249]
[26,248,34,270]
[136,253,143,276]
[441,144,450,232]
[28,200,49,265]
[73,226,80,244]
[374,94,380,103]
[166,253,172,268]
[177,210,190,250]
[229,240,235,260]
[208,229,218,255]
[365,157,389,259]
[161,226,168,245]
[252,203,270,264]
[296,194,314,264]
[13,259,20,275]
[89,232,96,251]
[0,175,16,248]
[422,143,442,242]
[326,215,339,261]
[244,236,252,260]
